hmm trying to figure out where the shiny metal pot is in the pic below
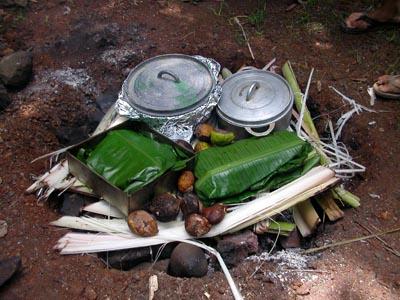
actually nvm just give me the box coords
[217,69,294,138]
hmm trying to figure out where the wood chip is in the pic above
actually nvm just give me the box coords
[148,275,158,300]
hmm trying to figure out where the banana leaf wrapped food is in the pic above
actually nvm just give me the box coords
[80,129,188,193]
[194,131,320,205]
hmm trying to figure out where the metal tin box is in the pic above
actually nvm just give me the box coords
[66,120,194,216]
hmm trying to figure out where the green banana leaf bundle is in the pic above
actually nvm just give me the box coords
[194,131,319,205]
[82,130,188,193]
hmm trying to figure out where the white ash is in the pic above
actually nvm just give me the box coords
[19,68,98,97]
[100,48,137,67]
[247,249,320,284]
[48,68,96,94]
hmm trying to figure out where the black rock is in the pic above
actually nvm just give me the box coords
[258,234,280,251]
[86,106,105,132]
[60,193,93,216]
[217,230,259,267]
[0,0,28,7]
[168,243,208,278]
[0,83,11,111]
[0,51,33,89]
[280,229,301,249]
[0,256,21,287]
[55,125,90,146]
[101,247,151,271]
[99,243,176,271]
[95,90,119,113]
[91,23,120,49]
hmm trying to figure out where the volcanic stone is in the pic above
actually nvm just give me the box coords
[217,230,259,267]
[0,256,21,287]
[168,243,208,278]
[0,51,32,88]
[60,193,93,216]
[99,243,176,271]
[0,83,10,111]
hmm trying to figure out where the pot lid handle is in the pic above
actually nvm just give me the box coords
[244,82,260,102]
[157,70,181,83]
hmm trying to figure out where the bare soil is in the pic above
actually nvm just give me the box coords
[0,1,400,299]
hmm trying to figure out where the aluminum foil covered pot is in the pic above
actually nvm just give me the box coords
[116,54,221,142]
[217,69,294,138]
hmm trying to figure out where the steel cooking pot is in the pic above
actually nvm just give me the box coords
[124,54,216,117]
[115,54,221,142]
[216,69,294,138]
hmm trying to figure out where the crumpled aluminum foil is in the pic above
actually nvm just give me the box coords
[115,55,222,142]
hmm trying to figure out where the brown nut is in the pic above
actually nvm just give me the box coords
[180,192,203,217]
[184,213,211,237]
[194,141,210,152]
[177,170,195,193]
[195,123,214,142]
[127,210,158,237]
[149,192,181,222]
[201,203,226,225]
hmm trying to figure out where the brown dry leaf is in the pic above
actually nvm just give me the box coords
[317,80,322,93]
[0,220,7,238]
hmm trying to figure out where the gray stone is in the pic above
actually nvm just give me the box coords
[280,229,301,249]
[0,83,10,111]
[0,51,32,88]
[168,243,208,278]
[55,125,89,146]
[217,230,259,267]
[0,256,21,287]
[60,193,93,216]
[95,90,118,113]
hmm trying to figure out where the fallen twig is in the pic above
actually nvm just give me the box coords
[304,227,400,254]
[233,17,255,60]
[355,222,400,258]
[367,86,376,106]
[262,58,276,71]
[281,269,330,274]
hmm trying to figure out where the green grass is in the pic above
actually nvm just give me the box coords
[380,28,400,45]
[210,0,227,16]
[385,56,400,75]
[247,0,267,34]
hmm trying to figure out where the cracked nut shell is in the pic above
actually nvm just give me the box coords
[184,213,211,237]
[127,210,158,237]
[177,170,195,193]
[180,192,202,217]
[202,203,226,225]
[149,193,181,222]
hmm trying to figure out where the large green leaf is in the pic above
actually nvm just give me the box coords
[194,131,317,203]
[85,130,187,193]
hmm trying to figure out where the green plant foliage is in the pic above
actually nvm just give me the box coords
[84,130,188,193]
[194,131,319,204]
[248,1,267,33]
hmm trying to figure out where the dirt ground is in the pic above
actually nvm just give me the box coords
[0,0,400,299]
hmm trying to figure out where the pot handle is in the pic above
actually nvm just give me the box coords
[245,122,275,137]
[157,70,181,83]
[246,82,260,102]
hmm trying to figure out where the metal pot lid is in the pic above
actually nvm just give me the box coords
[218,70,294,127]
[125,54,215,117]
